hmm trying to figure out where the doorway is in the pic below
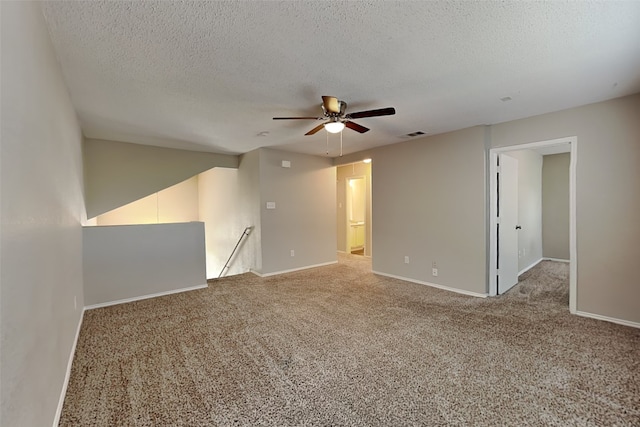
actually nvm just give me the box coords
[489,137,577,313]
[336,161,372,257]
[347,176,366,254]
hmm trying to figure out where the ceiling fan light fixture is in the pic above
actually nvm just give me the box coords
[273,96,394,137]
[324,121,345,134]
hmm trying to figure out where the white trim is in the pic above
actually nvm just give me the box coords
[518,258,543,276]
[372,270,487,298]
[568,139,578,314]
[488,151,499,296]
[53,308,85,427]
[336,250,348,254]
[84,284,208,310]
[575,311,640,329]
[251,261,338,277]
[488,136,577,314]
[542,257,570,263]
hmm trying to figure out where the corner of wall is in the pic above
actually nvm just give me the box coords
[257,148,336,275]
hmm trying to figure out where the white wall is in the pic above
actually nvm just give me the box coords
[258,148,337,275]
[97,176,199,225]
[506,150,543,272]
[1,2,85,426]
[198,168,250,278]
[542,153,570,260]
[83,223,206,306]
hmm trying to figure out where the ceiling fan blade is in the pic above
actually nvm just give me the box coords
[345,121,370,133]
[347,107,396,119]
[273,117,321,120]
[322,96,341,114]
[305,123,327,135]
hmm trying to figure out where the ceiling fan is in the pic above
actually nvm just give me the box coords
[273,96,395,135]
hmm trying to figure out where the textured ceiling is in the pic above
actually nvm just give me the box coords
[41,1,640,157]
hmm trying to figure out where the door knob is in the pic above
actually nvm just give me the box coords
[515,225,522,230]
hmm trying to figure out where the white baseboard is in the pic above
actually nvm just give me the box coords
[543,257,570,263]
[84,284,208,310]
[518,258,543,276]
[371,270,487,298]
[251,261,338,278]
[575,310,640,329]
[53,308,85,427]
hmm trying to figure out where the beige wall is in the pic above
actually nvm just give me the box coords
[96,170,252,280]
[83,223,206,306]
[491,93,640,323]
[199,167,251,278]
[97,176,199,225]
[337,94,639,324]
[238,150,263,272]
[507,150,543,272]
[542,153,570,260]
[1,2,85,426]
[89,147,336,278]
[84,138,238,218]
[337,162,372,256]
[258,148,337,275]
[364,126,487,294]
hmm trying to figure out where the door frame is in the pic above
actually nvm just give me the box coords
[345,175,367,253]
[488,136,577,314]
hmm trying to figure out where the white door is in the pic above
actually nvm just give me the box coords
[498,154,519,294]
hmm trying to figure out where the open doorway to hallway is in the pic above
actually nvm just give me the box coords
[336,160,372,257]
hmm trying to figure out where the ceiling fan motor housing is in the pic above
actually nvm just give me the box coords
[323,100,347,117]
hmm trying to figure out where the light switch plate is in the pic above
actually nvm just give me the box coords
[266,202,276,209]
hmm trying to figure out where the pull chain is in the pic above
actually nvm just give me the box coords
[325,129,344,156]
[326,130,329,155]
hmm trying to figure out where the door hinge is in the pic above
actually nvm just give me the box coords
[496,165,501,173]
[496,217,501,224]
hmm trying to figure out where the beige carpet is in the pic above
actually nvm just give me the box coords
[59,256,639,426]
